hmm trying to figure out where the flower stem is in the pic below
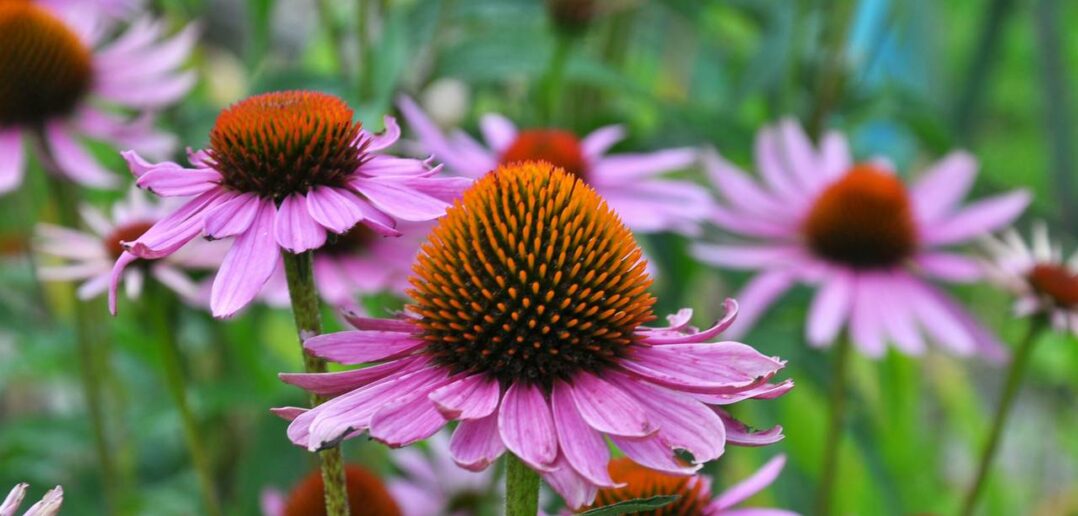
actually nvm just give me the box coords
[959,316,1046,516]
[539,32,574,125]
[504,454,541,516]
[145,283,221,516]
[282,251,350,516]
[816,333,852,516]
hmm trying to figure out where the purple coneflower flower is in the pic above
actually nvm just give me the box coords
[386,431,495,516]
[0,1,195,193]
[108,90,471,318]
[579,455,794,516]
[1,483,63,516]
[261,464,401,516]
[982,222,1078,336]
[277,162,790,509]
[693,119,1030,358]
[36,186,223,304]
[397,96,710,236]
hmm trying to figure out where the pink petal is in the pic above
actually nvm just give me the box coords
[690,244,799,270]
[0,129,25,193]
[623,342,784,394]
[203,192,259,239]
[479,113,518,152]
[580,125,625,157]
[279,356,422,397]
[552,381,616,486]
[567,373,653,437]
[726,270,798,338]
[915,252,983,283]
[135,167,221,196]
[341,313,418,332]
[921,190,1031,246]
[703,150,788,219]
[365,116,402,152]
[541,454,600,511]
[449,413,506,471]
[45,122,118,188]
[712,454,787,511]
[123,188,229,259]
[818,131,851,180]
[806,272,853,347]
[210,198,279,318]
[397,95,472,173]
[906,279,976,355]
[754,125,803,202]
[274,193,328,253]
[589,148,697,183]
[717,408,785,447]
[911,151,977,222]
[429,374,501,420]
[303,331,425,365]
[641,298,740,345]
[349,177,450,221]
[369,376,452,447]
[694,379,794,406]
[2,483,28,515]
[609,434,698,475]
[849,274,886,358]
[306,186,366,234]
[498,382,558,471]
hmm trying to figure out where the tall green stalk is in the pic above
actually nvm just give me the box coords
[539,33,574,125]
[816,333,852,516]
[504,454,541,516]
[282,251,349,516]
[959,316,1046,516]
[144,283,221,516]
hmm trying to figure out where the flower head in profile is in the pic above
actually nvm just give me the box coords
[109,90,472,318]
[277,162,790,509]
[982,222,1078,336]
[35,186,223,304]
[0,1,195,193]
[260,464,400,516]
[579,455,793,516]
[1,483,63,516]
[397,96,710,236]
[693,119,1030,359]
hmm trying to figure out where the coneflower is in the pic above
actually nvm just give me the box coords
[261,465,401,516]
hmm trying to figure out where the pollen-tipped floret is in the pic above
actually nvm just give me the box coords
[409,161,655,388]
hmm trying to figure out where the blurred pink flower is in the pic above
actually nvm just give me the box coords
[35,187,224,305]
[693,119,1030,359]
[0,2,195,193]
[982,222,1078,336]
[109,91,471,318]
[580,454,794,516]
[275,165,790,510]
[386,432,495,516]
[1,483,63,516]
[397,95,711,236]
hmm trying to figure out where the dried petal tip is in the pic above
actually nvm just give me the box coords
[283,465,400,516]
[409,161,656,389]
[207,90,364,199]
[0,2,92,126]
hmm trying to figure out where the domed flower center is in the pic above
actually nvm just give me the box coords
[104,221,156,260]
[409,161,655,389]
[802,165,917,268]
[207,91,364,200]
[321,224,376,256]
[1029,263,1078,308]
[0,2,93,127]
[283,464,401,516]
[584,458,710,515]
[500,130,589,180]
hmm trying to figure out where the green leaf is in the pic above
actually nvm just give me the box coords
[576,495,680,515]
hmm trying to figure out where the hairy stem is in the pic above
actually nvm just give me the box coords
[505,454,541,516]
[816,333,852,516]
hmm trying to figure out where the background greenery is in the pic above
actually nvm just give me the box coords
[1,0,1076,514]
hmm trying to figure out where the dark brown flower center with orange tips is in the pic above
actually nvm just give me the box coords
[321,224,376,256]
[207,91,364,200]
[1028,263,1078,308]
[0,1,93,127]
[583,458,711,515]
[500,130,589,181]
[409,161,655,388]
[283,464,400,516]
[104,221,155,260]
[802,164,918,269]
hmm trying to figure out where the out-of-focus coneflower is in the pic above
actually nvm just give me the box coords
[579,455,794,516]
[277,162,790,512]
[260,464,401,516]
[109,90,471,318]
[35,186,223,305]
[0,1,195,193]
[693,119,1030,358]
[961,222,1077,515]
[386,431,495,516]
[397,96,710,236]
[1,483,63,516]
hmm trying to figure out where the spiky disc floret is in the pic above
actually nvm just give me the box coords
[207,91,364,199]
[0,2,92,127]
[408,161,655,388]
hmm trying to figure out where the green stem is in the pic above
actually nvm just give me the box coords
[539,33,574,125]
[816,333,852,516]
[504,454,541,516]
[282,251,349,516]
[315,0,351,84]
[145,284,221,516]
[959,316,1046,516]
[806,0,856,140]
[356,0,373,102]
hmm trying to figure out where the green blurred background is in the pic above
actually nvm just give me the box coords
[1,0,1076,514]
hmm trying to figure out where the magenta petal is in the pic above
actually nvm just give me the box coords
[921,190,1031,246]
[306,186,366,234]
[623,342,783,394]
[551,381,615,487]
[210,198,279,318]
[567,373,653,437]
[450,413,506,471]
[806,272,853,347]
[694,379,794,406]
[341,313,417,332]
[203,192,259,239]
[715,408,785,447]
[369,375,452,447]
[303,330,425,365]
[541,454,600,511]
[365,116,402,152]
[641,298,740,345]
[349,177,450,221]
[712,454,788,511]
[498,382,558,471]
[609,434,699,475]
[911,151,977,222]
[2,483,28,514]
[45,122,119,188]
[270,407,306,421]
[107,252,139,314]
[124,188,228,259]
[0,129,25,193]
[279,356,421,397]
[352,197,401,236]
[429,374,501,420]
[136,167,221,196]
[274,193,327,253]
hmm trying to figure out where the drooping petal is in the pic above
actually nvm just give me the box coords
[580,125,625,158]
[806,271,853,347]
[369,373,453,447]
[429,374,501,420]
[498,382,558,471]
[365,116,402,152]
[1,483,28,515]
[210,198,280,318]
[274,193,328,253]
[279,356,424,397]
[711,455,788,511]
[22,485,63,516]
[726,270,798,338]
[551,381,616,487]
[45,123,119,188]
[624,342,784,394]
[135,167,221,196]
[609,434,699,475]
[349,177,450,221]
[541,454,600,511]
[303,331,425,365]
[306,186,366,234]
[640,298,740,345]
[449,413,506,471]
[716,408,785,447]
[567,373,653,437]
[849,274,886,358]
[123,188,229,259]
[202,192,258,240]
